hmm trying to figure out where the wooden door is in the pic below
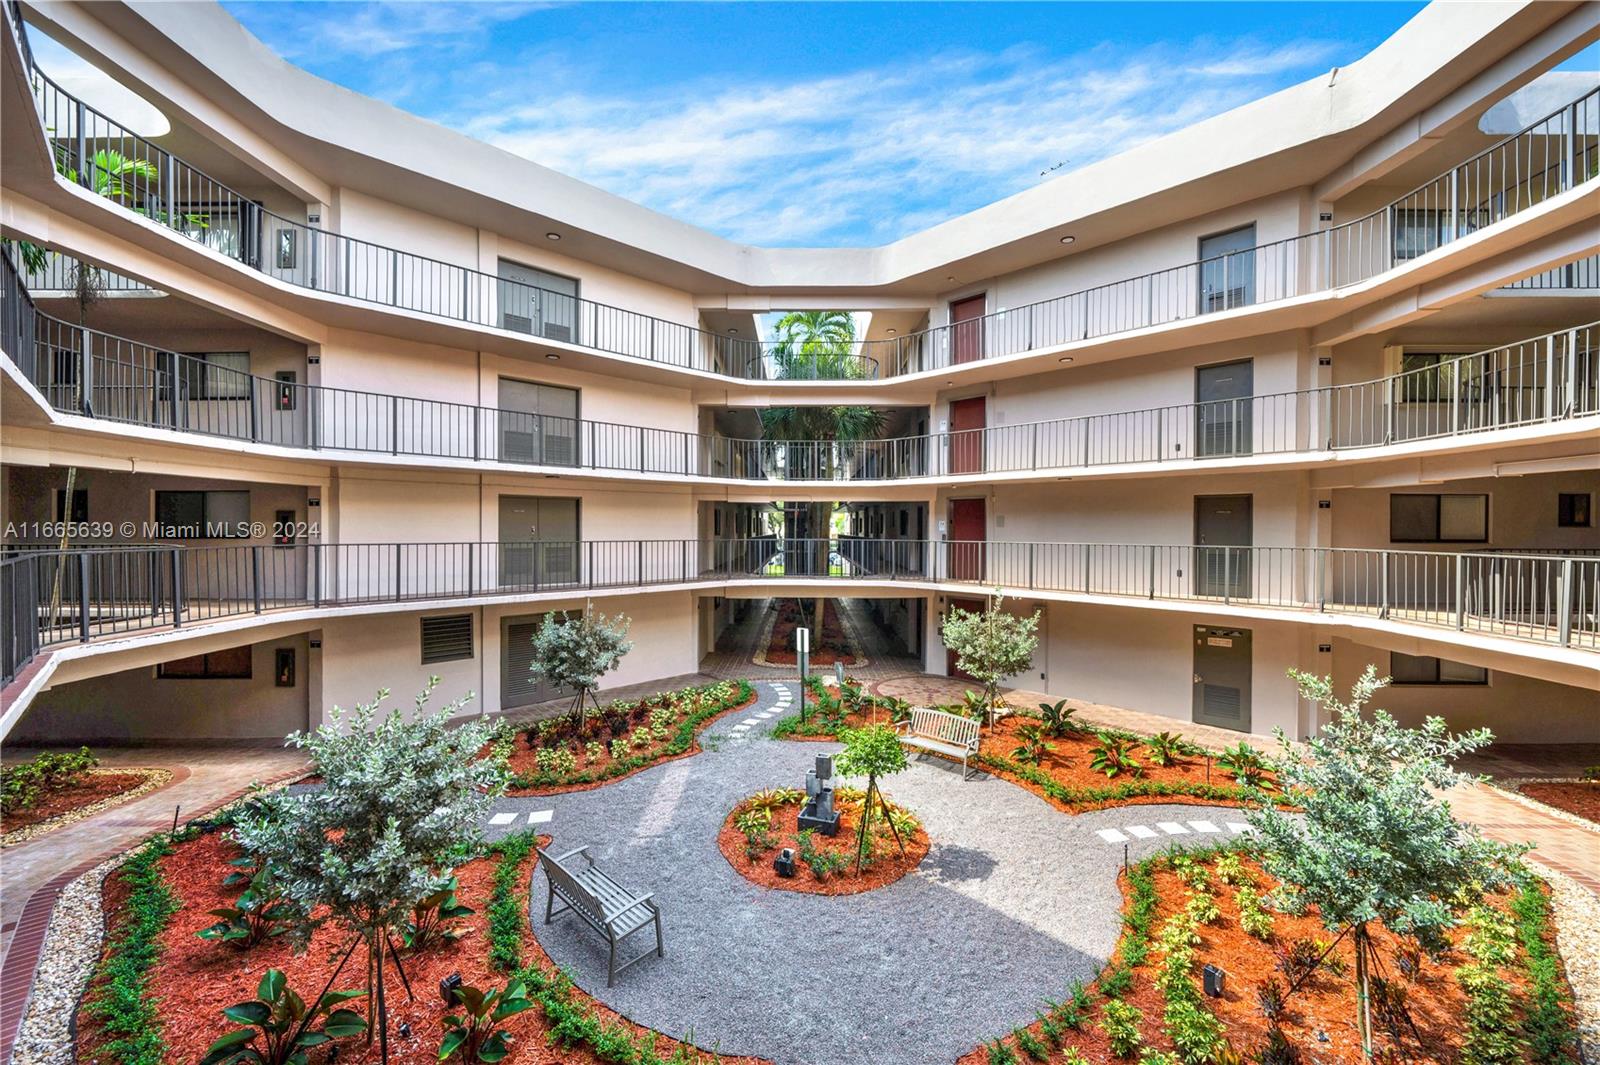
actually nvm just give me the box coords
[950,294,986,365]
[948,497,986,582]
[948,396,986,475]
[946,596,986,676]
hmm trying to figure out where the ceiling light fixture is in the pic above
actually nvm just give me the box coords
[887,329,897,336]
[728,328,738,334]
[1059,235,1075,245]
[946,276,957,282]
[545,353,560,361]
[1059,357,1074,364]
[545,232,561,241]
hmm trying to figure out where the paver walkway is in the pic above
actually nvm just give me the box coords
[700,597,922,681]
[1444,781,1600,895]
[499,681,1246,1065]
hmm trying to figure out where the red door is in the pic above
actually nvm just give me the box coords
[948,497,986,582]
[946,596,986,676]
[950,294,986,365]
[949,396,986,475]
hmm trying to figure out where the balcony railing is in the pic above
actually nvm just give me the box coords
[7,0,1595,382]
[4,538,1594,686]
[1500,254,1600,291]
[21,251,156,295]
[6,242,1594,481]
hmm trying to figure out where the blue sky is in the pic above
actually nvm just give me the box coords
[205,3,1565,247]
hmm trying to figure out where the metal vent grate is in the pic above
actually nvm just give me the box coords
[421,613,473,664]
[1203,684,1242,720]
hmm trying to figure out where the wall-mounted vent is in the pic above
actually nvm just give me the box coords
[421,614,474,664]
[1202,684,1242,721]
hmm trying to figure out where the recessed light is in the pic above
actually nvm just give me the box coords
[946,380,955,386]
[887,329,897,336]
[545,232,561,241]
[946,276,957,282]
[1059,357,1074,364]
[728,328,738,334]
[545,353,560,361]
[1059,235,1075,245]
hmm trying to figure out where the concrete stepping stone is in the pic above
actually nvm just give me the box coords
[1126,825,1159,839]
[1156,821,1190,835]
[528,810,553,824]
[1095,828,1129,843]
[1227,822,1254,834]
[1188,820,1222,833]
[489,812,518,826]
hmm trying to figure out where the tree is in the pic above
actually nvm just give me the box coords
[834,724,909,872]
[939,594,1040,723]
[232,679,506,1062]
[528,606,632,727]
[1247,665,1524,1060]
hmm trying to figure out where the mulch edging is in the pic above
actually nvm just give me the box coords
[1491,778,1600,836]
[2,768,175,848]
[716,798,930,896]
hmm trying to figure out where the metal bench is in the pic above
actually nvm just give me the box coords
[895,706,981,780]
[538,845,663,986]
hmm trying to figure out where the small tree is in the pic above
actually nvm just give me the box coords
[1248,665,1524,1059]
[939,594,1039,723]
[528,605,632,728]
[834,724,909,871]
[233,679,506,1062]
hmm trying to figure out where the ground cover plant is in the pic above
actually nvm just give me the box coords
[717,783,929,895]
[961,845,1580,1065]
[501,680,755,792]
[770,674,910,738]
[1,747,156,835]
[763,598,862,665]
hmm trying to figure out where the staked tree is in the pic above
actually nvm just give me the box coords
[939,594,1040,724]
[528,605,633,728]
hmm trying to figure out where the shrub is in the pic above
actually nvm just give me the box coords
[940,596,1040,720]
[1184,893,1220,926]
[1099,999,1143,1058]
[1256,978,1285,1021]
[440,979,534,1062]
[1164,998,1223,1065]
[1234,886,1274,940]
[1089,734,1142,779]
[82,838,178,1064]
[1036,699,1082,737]
[1014,1028,1049,1062]
[1212,851,1248,886]
[795,829,847,880]
[1510,880,1580,1063]
[401,874,475,952]
[987,1040,1019,1065]
[199,969,365,1065]
[1,746,98,813]
[487,833,536,972]
[1099,963,1134,998]
[527,608,632,729]
[1216,742,1270,788]
[1010,723,1053,766]
[196,858,298,948]
[1143,732,1190,768]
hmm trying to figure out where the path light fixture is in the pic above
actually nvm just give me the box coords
[1203,964,1225,997]
[775,848,796,878]
[439,971,463,1005]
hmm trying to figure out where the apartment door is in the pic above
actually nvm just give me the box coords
[1194,495,1252,598]
[497,260,579,343]
[1194,359,1254,457]
[1192,625,1251,731]
[498,496,580,587]
[950,294,986,365]
[501,613,570,711]
[498,378,579,466]
[1198,224,1256,313]
[948,396,986,475]
[946,597,986,677]
[948,497,986,581]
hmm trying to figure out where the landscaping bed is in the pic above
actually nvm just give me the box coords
[966,846,1581,1064]
[718,787,929,895]
[771,675,909,739]
[76,825,766,1065]
[1515,780,1600,826]
[501,680,756,794]
[2,767,167,842]
[764,600,861,666]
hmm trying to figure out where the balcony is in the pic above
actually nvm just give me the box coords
[7,0,1596,384]
[4,539,1595,689]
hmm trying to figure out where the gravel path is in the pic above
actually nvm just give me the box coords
[506,682,1250,1065]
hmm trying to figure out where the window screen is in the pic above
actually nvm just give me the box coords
[154,490,250,538]
[1389,494,1487,543]
[421,614,474,664]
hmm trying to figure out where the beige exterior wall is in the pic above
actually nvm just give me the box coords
[1331,472,1599,553]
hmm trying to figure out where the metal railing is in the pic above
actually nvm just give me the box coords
[22,251,156,295]
[1500,254,1600,291]
[4,538,1594,686]
[7,0,1596,382]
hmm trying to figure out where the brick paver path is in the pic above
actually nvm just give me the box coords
[1443,781,1600,895]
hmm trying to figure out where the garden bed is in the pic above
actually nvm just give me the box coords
[717,787,929,895]
[965,847,1581,1064]
[501,680,756,794]
[76,826,766,1065]
[2,767,168,843]
[763,600,862,666]
[771,675,908,739]
[1515,780,1600,825]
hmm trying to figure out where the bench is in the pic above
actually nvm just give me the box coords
[538,845,663,986]
[895,707,981,780]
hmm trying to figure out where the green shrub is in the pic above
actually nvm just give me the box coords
[82,838,180,1065]
[1099,999,1143,1058]
[1,746,98,814]
[1235,886,1275,940]
[1089,734,1143,778]
[487,832,537,971]
[987,1040,1019,1065]
[1013,1027,1049,1062]
[1143,732,1190,768]
[1510,880,1580,1063]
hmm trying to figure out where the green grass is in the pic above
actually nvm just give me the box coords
[81,837,180,1065]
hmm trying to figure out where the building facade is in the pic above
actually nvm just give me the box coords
[1,0,1596,745]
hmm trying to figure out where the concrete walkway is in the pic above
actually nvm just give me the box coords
[509,681,1245,1065]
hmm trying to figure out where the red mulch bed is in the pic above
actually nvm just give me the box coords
[77,831,767,1065]
[962,854,1555,1064]
[1517,781,1600,824]
[765,600,861,666]
[718,796,929,896]
[2,770,155,834]
[501,688,757,796]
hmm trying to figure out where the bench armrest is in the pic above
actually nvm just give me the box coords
[552,845,592,867]
[893,719,911,735]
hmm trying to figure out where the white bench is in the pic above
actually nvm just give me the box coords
[539,845,663,986]
[896,707,981,780]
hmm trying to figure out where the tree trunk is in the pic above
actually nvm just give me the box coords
[1354,922,1373,1059]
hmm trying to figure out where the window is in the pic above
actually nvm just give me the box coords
[1398,352,1469,403]
[1392,209,1447,261]
[182,206,244,258]
[421,614,474,664]
[1390,652,1487,686]
[158,645,253,679]
[154,490,250,538]
[180,353,250,400]
[1389,493,1488,543]
[55,489,88,522]
[1559,493,1593,528]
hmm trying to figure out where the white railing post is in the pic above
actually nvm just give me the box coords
[1558,558,1573,646]
[1454,554,1466,630]
[1379,550,1390,619]
[1543,333,1556,423]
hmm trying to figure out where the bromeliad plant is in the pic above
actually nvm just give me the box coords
[1089,733,1143,779]
[199,969,365,1065]
[439,980,535,1063]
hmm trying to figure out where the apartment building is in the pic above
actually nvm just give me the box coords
[1,0,1596,746]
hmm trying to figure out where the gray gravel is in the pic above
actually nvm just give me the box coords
[514,682,1248,1065]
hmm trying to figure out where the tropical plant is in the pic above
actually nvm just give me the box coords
[1010,723,1053,766]
[940,595,1040,722]
[1217,742,1272,789]
[1247,665,1524,1060]
[528,606,633,728]
[197,858,298,947]
[1099,999,1143,1058]
[199,969,365,1065]
[1143,732,1191,768]
[795,828,849,879]
[1088,733,1142,778]
[1036,699,1082,737]
[834,724,911,871]
[402,874,475,952]
[230,679,506,1054]
[439,979,535,1062]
